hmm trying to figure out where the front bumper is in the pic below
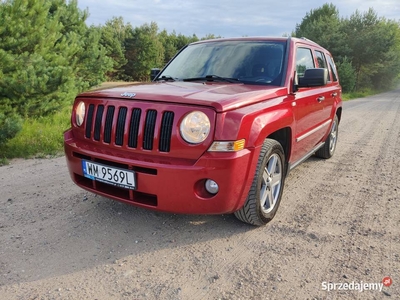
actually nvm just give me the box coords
[64,129,257,214]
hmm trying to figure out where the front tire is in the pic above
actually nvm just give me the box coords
[234,139,286,226]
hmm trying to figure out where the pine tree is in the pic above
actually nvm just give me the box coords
[123,22,164,81]
[0,0,76,118]
[0,0,113,143]
[99,17,131,80]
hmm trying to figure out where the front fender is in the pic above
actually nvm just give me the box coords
[213,96,294,148]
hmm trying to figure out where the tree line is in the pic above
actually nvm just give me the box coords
[293,3,400,94]
[101,18,217,82]
[1,0,400,144]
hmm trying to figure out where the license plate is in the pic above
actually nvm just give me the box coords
[82,160,136,190]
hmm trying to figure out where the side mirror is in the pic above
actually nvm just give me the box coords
[150,68,161,81]
[298,68,328,88]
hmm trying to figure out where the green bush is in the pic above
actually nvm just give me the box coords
[0,107,70,160]
[337,57,356,93]
[0,113,23,145]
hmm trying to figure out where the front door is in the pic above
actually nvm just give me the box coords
[291,47,332,163]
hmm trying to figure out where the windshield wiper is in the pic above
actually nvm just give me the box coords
[155,75,177,82]
[183,75,240,83]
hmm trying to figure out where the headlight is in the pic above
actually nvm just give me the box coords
[75,101,85,127]
[180,111,210,144]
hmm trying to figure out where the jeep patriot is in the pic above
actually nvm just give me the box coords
[64,37,342,225]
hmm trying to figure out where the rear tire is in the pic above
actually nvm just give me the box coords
[234,139,286,226]
[315,115,339,159]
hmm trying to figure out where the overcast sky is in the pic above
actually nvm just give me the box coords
[77,0,400,38]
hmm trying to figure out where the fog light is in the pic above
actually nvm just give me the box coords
[205,179,219,194]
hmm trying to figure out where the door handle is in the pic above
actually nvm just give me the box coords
[317,96,325,102]
[332,92,337,97]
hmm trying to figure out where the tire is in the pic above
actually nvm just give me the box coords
[315,115,339,159]
[234,139,286,226]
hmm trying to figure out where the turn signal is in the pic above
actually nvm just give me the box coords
[208,139,245,152]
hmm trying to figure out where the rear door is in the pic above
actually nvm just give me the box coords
[314,50,338,127]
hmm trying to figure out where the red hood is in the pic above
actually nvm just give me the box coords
[79,82,288,112]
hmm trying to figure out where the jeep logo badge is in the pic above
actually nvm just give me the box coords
[121,92,136,98]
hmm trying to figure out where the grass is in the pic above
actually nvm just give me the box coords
[93,81,136,89]
[342,89,377,101]
[0,107,71,165]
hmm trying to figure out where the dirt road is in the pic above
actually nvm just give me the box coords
[1,91,399,300]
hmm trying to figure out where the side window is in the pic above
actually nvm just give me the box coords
[296,48,314,77]
[315,50,331,81]
[326,54,338,82]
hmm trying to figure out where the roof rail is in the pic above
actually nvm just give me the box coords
[300,37,319,45]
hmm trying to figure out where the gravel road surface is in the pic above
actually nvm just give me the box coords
[1,90,399,299]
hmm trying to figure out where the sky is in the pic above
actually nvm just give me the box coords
[77,0,400,38]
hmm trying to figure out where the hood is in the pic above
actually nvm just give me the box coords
[79,81,288,112]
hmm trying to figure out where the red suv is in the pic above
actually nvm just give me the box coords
[64,37,342,225]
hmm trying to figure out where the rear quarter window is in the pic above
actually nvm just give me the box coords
[315,50,331,82]
[326,54,338,82]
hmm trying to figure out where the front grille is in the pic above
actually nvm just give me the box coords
[85,104,174,152]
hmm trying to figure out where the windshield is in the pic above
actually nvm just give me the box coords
[159,40,286,85]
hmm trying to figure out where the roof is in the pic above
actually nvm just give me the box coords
[190,36,324,49]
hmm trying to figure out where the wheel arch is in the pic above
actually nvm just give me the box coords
[246,109,294,177]
[267,127,292,171]
[336,106,342,123]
